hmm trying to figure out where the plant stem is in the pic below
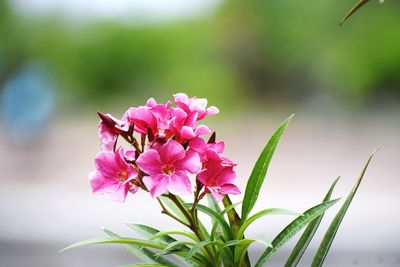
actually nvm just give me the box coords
[167,194,217,264]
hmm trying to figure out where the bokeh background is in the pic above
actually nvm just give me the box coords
[1,0,400,266]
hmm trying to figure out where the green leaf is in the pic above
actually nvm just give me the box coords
[255,199,339,267]
[186,240,223,259]
[311,149,377,267]
[285,177,340,267]
[186,203,234,241]
[127,224,181,247]
[340,0,370,26]
[241,114,294,223]
[238,208,300,239]
[151,229,199,242]
[210,200,242,240]
[60,237,165,252]
[156,241,195,258]
[159,196,189,225]
[103,228,178,267]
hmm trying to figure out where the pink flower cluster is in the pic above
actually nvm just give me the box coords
[89,93,240,202]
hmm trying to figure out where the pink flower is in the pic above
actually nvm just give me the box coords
[136,139,201,198]
[173,93,219,127]
[98,112,129,151]
[89,147,139,202]
[198,156,240,202]
[189,137,225,162]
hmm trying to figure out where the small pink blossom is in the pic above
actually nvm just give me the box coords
[136,139,201,198]
[89,147,139,202]
[189,137,225,162]
[98,112,129,151]
[173,93,219,127]
[198,156,240,202]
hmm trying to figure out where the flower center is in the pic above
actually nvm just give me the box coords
[118,170,128,182]
[162,164,175,176]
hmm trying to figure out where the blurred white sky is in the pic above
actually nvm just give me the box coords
[12,0,222,23]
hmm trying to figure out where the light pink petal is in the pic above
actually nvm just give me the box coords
[219,184,241,195]
[98,123,117,151]
[175,150,201,174]
[124,149,136,162]
[180,126,196,140]
[169,171,192,195]
[150,104,169,130]
[197,169,209,186]
[173,93,189,106]
[143,174,169,198]
[136,149,162,176]
[209,187,224,202]
[194,125,212,136]
[206,106,219,116]
[146,97,157,107]
[159,139,185,164]
[209,141,225,154]
[189,97,207,112]
[129,184,139,194]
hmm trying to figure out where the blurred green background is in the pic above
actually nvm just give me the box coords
[1,0,400,112]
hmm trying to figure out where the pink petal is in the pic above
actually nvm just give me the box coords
[206,106,219,116]
[89,171,129,202]
[158,139,185,164]
[146,97,157,107]
[215,166,236,185]
[209,187,224,202]
[136,149,162,176]
[173,93,189,106]
[169,171,192,195]
[143,174,169,198]
[180,126,196,140]
[175,150,201,174]
[194,125,212,136]
[94,151,120,177]
[219,184,241,195]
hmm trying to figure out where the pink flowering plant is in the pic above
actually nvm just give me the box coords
[63,93,376,267]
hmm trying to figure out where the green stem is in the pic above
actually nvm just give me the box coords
[167,194,217,264]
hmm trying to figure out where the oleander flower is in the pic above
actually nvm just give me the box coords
[89,147,139,202]
[189,136,225,162]
[173,93,219,127]
[197,155,240,201]
[136,139,201,197]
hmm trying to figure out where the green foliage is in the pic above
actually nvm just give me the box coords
[63,117,375,266]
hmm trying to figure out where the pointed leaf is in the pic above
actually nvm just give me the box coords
[255,199,339,267]
[285,177,340,267]
[238,208,300,239]
[340,0,370,26]
[241,114,294,223]
[103,228,178,267]
[311,150,377,267]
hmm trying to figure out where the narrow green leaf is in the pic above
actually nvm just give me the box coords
[340,0,370,26]
[159,196,189,225]
[151,230,199,242]
[186,240,223,259]
[285,177,340,267]
[311,149,377,267]
[238,208,300,239]
[60,237,164,252]
[127,224,179,247]
[157,241,195,258]
[103,228,178,267]
[241,114,294,223]
[255,199,339,267]
[210,201,242,240]
[186,203,234,241]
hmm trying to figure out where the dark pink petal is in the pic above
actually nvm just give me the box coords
[136,149,162,176]
[98,122,117,151]
[219,183,241,195]
[143,174,169,198]
[175,150,201,174]
[197,169,209,186]
[150,104,169,130]
[169,171,192,195]
[215,166,236,185]
[158,139,185,164]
